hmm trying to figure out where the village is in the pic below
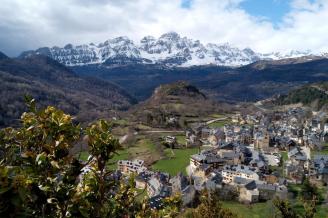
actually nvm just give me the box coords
[115,107,328,209]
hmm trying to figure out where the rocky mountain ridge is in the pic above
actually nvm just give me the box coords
[20,32,323,67]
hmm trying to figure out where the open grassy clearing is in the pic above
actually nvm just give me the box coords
[280,151,288,162]
[209,113,228,119]
[106,150,130,170]
[126,136,162,165]
[151,148,199,176]
[135,124,152,130]
[208,121,228,128]
[176,135,186,145]
[207,118,231,128]
[222,201,275,218]
[112,119,129,126]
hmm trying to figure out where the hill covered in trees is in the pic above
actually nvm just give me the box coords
[129,81,233,128]
[0,53,136,127]
[274,82,328,111]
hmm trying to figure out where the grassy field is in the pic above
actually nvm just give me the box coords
[126,137,162,165]
[107,150,130,170]
[208,119,231,128]
[129,138,157,155]
[222,201,275,218]
[209,114,227,119]
[112,119,129,126]
[135,124,152,130]
[151,148,199,176]
[176,135,186,145]
[281,151,288,161]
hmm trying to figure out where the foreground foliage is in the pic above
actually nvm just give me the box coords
[273,196,318,218]
[186,190,238,218]
[0,99,180,217]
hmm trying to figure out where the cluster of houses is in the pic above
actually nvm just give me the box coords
[116,107,328,207]
[117,159,196,208]
[185,108,328,203]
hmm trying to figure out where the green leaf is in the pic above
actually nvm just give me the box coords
[79,207,90,217]
[36,153,46,165]
[10,195,21,207]
[0,187,11,194]
[50,161,60,169]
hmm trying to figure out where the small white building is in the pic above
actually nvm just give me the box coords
[324,124,328,133]
[222,165,260,184]
[117,159,147,175]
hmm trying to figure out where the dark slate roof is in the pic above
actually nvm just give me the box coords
[233,177,256,190]
[244,180,257,190]
[313,155,328,164]
[257,184,276,191]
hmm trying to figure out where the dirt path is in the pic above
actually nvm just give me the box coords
[206,117,228,125]
[142,130,185,134]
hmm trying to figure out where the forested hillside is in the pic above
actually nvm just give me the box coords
[0,54,136,127]
[275,82,328,110]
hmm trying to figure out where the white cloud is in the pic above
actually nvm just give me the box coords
[0,0,328,56]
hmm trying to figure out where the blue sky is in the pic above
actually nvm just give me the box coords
[181,0,193,8]
[240,0,292,24]
[182,0,292,25]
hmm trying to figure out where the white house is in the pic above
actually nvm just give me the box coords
[117,159,147,175]
[222,165,260,184]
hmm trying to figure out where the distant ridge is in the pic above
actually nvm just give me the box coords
[19,32,323,67]
[0,51,8,60]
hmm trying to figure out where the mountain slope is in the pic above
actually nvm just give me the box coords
[72,57,328,102]
[0,51,8,60]
[0,54,136,127]
[20,32,320,67]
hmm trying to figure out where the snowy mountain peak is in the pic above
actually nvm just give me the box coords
[159,31,181,40]
[20,32,325,67]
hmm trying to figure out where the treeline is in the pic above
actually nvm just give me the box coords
[276,86,328,110]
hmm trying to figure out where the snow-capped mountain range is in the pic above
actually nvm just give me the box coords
[20,32,325,67]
